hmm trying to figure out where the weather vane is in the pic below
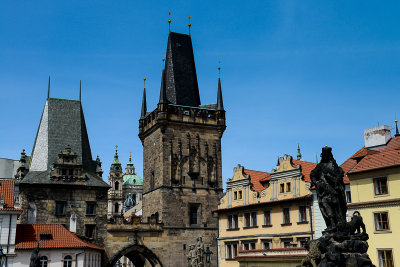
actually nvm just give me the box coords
[188,16,191,35]
[168,12,172,32]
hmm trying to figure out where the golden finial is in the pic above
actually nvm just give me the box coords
[162,58,165,69]
[115,145,118,153]
[144,75,146,88]
[188,16,191,35]
[129,151,132,161]
[218,61,221,78]
[168,12,172,32]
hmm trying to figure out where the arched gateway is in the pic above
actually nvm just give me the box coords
[107,244,163,267]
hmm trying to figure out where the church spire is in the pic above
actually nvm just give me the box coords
[47,75,50,99]
[159,58,167,105]
[141,78,147,119]
[217,66,224,111]
[297,143,302,160]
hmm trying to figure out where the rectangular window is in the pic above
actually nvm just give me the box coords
[234,191,237,200]
[85,224,96,238]
[298,237,309,248]
[286,182,291,192]
[346,191,352,203]
[262,239,271,249]
[374,212,390,231]
[378,249,394,267]
[281,239,294,248]
[86,203,95,215]
[280,183,285,193]
[190,206,198,225]
[238,191,243,199]
[264,210,271,226]
[55,201,66,215]
[242,240,256,251]
[227,215,238,229]
[374,177,388,195]
[299,206,307,222]
[225,243,238,259]
[244,212,257,227]
[244,213,251,227]
[282,208,291,224]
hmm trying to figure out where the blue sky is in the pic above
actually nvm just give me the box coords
[1,1,400,185]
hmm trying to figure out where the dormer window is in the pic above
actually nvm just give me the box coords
[286,182,291,192]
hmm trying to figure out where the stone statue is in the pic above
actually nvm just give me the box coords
[187,235,206,267]
[29,242,40,267]
[300,147,375,267]
[310,146,347,232]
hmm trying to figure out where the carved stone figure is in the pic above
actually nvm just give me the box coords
[187,236,206,267]
[300,147,375,267]
[310,146,347,232]
[29,243,40,267]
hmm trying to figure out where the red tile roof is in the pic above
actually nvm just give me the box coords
[0,179,21,211]
[243,169,270,193]
[342,136,400,175]
[244,160,318,193]
[15,224,103,251]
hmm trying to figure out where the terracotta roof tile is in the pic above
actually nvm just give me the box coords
[292,160,317,183]
[342,136,400,176]
[0,179,15,209]
[15,224,103,251]
[243,169,270,193]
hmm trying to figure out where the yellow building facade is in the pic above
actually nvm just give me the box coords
[343,125,400,267]
[216,155,317,267]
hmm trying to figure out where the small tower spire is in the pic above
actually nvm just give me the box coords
[297,143,302,160]
[79,80,82,101]
[395,120,400,137]
[168,12,172,33]
[140,77,147,119]
[217,65,224,111]
[188,16,191,35]
[47,75,50,99]
[316,153,319,164]
[159,59,167,105]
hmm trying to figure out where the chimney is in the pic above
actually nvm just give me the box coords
[364,125,391,148]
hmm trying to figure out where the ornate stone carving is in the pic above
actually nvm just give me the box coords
[300,146,375,267]
[187,236,205,267]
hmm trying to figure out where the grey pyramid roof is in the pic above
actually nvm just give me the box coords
[21,98,109,188]
[163,32,201,107]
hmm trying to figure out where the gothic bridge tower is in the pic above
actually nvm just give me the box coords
[138,31,226,265]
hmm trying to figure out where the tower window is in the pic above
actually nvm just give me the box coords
[86,202,95,215]
[85,224,96,238]
[55,201,66,215]
[114,202,119,213]
[115,181,119,190]
[189,204,199,225]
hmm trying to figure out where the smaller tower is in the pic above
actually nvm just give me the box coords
[107,146,124,218]
[122,153,143,216]
[15,149,29,180]
[297,143,302,160]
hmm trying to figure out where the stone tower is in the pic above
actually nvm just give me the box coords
[107,147,124,217]
[138,31,226,265]
[19,96,110,246]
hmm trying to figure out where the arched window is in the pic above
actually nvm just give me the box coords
[39,256,48,267]
[64,255,73,267]
[114,202,119,213]
[115,181,119,190]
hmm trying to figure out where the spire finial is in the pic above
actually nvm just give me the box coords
[162,58,165,70]
[47,75,50,99]
[395,120,400,137]
[297,143,302,160]
[115,145,118,154]
[144,75,146,89]
[168,12,171,33]
[188,16,191,35]
[140,82,147,119]
[79,80,82,101]
[217,63,224,111]
[129,151,132,161]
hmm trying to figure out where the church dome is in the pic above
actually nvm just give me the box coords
[123,174,143,185]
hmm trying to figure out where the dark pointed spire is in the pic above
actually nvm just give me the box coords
[79,80,82,101]
[140,78,147,119]
[159,58,167,105]
[395,120,400,137]
[217,66,224,111]
[297,143,302,160]
[47,76,50,99]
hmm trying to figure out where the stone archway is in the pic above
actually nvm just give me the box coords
[107,244,163,267]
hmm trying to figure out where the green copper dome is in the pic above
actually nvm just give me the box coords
[123,174,143,185]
